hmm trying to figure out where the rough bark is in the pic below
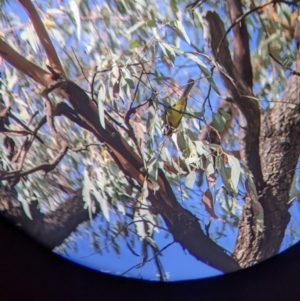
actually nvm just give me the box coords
[203,9,300,267]
[234,21,300,267]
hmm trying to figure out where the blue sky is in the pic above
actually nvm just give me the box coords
[59,214,222,281]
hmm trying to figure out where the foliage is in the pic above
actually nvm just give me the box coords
[0,0,300,281]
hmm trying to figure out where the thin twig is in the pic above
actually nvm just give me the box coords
[217,0,276,58]
[71,47,90,84]
[121,240,175,277]
[71,143,104,152]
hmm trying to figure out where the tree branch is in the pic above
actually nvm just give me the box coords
[233,17,300,268]
[18,0,64,74]
[0,39,51,86]
[0,18,241,272]
[226,0,253,90]
[202,11,264,191]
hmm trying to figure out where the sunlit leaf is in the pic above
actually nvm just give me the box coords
[170,20,190,44]
[20,23,39,53]
[129,40,139,49]
[141,179,149,199]
[148,161,158,181]
[82,170,94,220]
[93,189,110,222]
[186,170,196,188]
[98,83,106,129]
[139,199,159,235]
[177,131,187,152]
[227,153,241,193]
[245,174,258,198]
[158,42,182,64]
[134,211,146,240]
[216,155,231,193]
[14,186,33,220]
[69,0,81,40]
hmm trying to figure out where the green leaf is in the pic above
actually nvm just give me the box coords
[117,202,126,215]
[146,156,156,168]
[134,211,146,240]
[145,236,159,249]
[82,170,94,220]
[159,42,176,64]
[194,141,208,156]
[185,128,199,140]
[146,106,156,136]
[139,199,158,235]
[206,160,215,175]
[146,156,158,181]
[177,131,187,152]
[97,83,106,129]
[21,24,39,53]
[93,189,110,222]
[127,20,145,35]
[288,174,299,204]
[216,155,232,193]
[245,174,258,198]
[148,162,158,181]
[186,170,196,188]
[212,112,226,132]
[49,28,66,47]
[14,187,32,220]
[147,20,157,27]
[227,153,241,193]
[112,241,120,255]
[141,179,149,199]
[129,40,139,49]
[219,109,231,121]
[170,0,178,11]
[159,146,172,163]
[124,74,134,89]
[108,160,120,176]
[171,20,190,44]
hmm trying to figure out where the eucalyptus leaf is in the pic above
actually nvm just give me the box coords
[129,40,139,49]
[212,112,226,132]
[186,170,196,188]
[216,155,232,193]
[98,83,106,129]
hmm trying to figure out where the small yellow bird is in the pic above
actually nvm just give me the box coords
[162,79,195,136]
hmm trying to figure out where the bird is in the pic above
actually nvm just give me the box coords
[162,78,195,136]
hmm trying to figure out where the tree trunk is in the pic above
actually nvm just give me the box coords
[203,10,300,267]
